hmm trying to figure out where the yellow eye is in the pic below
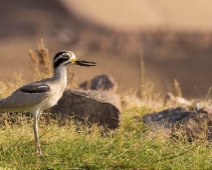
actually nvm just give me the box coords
[62,54,70,60]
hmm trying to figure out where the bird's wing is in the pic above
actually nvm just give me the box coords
[0,82,51,111]
[20,83,50,93]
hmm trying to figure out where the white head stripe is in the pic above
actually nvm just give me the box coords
[54,56,63,63]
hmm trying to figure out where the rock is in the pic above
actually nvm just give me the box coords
[164,93,212,111]
[143,107,190,128]
[49,89,121,129]
[142,107,212,140]
[164,93,192,107]
[79,74,116,90]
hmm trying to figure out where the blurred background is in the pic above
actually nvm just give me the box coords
[1,0,212,99]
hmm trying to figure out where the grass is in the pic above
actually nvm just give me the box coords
[0,41,212,169]
[0,108,212,169]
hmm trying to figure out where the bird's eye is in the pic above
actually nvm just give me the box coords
[62,54,70,60]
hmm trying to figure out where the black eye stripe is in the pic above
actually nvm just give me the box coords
[53,51,72,68]
[54,51,66,61]
[54,58,67,68]
[54,53,70,62]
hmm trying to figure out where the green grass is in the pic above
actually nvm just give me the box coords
[0,107,212,170]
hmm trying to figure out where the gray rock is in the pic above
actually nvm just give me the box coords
[143,107,191,128]
[142,107,212,140]
[50,89,121,129]
[79,74,116,90]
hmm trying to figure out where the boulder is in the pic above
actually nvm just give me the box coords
[142,107,212,140]
[79,74,116,90]
[50,89,121,129]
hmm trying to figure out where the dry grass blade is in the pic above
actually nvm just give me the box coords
[172,79,182,97]
[29,49,40,79]
[29,39,52,80]
[140,47,144,100]
[116,52,129,93]
[85,78,91,90]
[36,39,51,77]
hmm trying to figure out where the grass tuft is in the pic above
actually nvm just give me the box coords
[172,79,182,97]
[29,39,52,80]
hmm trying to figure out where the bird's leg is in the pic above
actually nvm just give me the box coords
[37,111,43,121]
[33,110,42,155]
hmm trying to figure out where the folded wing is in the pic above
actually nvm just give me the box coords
[0,83,51,111]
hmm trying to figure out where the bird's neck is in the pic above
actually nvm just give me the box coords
[53,66,67,87]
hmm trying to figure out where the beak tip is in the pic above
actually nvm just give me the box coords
[77,59,96,66]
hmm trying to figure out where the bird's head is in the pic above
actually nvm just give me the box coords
[53,51,96,68]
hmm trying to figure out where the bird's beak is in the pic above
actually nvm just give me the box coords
[75,59,96,66]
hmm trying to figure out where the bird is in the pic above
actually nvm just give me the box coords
[0,50,96,155]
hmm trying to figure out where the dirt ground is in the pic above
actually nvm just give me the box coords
[1,0,212,100]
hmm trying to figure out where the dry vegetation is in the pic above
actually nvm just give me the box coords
[29,39,52,80]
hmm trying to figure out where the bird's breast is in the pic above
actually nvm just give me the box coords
[34,83,66,111]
